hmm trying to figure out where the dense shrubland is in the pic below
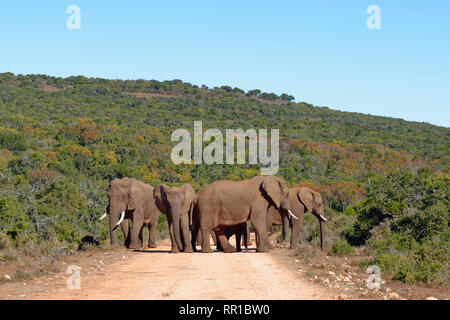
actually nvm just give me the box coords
[344,169,449,283]
[0,73,448,284]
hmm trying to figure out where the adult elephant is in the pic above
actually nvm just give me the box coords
[191,175,293,253]
[266,187,327,250]
[191,195,217,247]
[153,183,196,253]
[100,177,159,249]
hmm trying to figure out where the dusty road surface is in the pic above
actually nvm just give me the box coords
[1,240,333,300]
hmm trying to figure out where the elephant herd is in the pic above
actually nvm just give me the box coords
[99,176,328,253]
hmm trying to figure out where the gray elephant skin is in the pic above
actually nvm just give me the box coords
[216,222,249,252]
[192,175,291,253]
[153,183,196,253]
[101,177,159,249]
[267,187,327,250]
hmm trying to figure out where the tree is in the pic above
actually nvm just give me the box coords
[260,92,278,101]
[246,89,261,97]
[280,93,295,101]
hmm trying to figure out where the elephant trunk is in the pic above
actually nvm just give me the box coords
[313,211,326,250]
[172,210,184,251]
[109,212,117,246]
[109,205,125,246]
[319,219,324,250]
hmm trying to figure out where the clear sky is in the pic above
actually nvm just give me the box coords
[0,1,449,127]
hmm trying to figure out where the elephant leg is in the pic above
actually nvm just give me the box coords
[243,224,248,251]
[246,221,253,245]
[138,225,144,247]
[216,233,223,251]
[147,212,158,248]
[215,228,235,253]
[281,214,290,243]
[167,215,180,253]
[200,228,213,253]
[129,210,144,249]
[192,224,200,252]
[250,213,271,252]
[235,229,242,252]
[290,214,303,249]
[266,215,273,234]
[121,219,130,248]
[267,238,275,249]
[211,230,217,246]
[148,222,157,248]
[181,214,193,253]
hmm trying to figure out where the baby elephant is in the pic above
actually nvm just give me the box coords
[216,222,249,252]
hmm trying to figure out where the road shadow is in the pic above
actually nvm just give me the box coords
[132,247,258,254]
[132,249,172,253]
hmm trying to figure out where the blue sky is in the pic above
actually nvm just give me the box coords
[0,1,449,127]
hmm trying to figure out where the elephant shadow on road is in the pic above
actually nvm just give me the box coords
[131,249,173,253]
[131,248,258,254]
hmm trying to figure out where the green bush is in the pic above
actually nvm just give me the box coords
[345,169,449,284]
[331,240,353,256]
[0,73,448,287]
[365,232,448,284]
[345,169,449,246]
[0,231,13,250]
[0,129,26,151]
[0,231,17,262]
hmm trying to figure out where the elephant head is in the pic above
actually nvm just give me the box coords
[153,183,196,252]
[297,187,327,250]
[260,175,291,213]
[102,177,144,246]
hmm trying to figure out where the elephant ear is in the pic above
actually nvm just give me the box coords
[261,176,282,208]
[312,190,323,208]
[297,187,314,212]
[153,184,168,213]
[192,194,199,206]
[127,181,144,210]
[181,184,195,215]
[189,194,199,227]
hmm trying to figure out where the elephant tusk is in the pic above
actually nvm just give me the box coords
[99,213,107,221]
[319,215,328,222]
[116,211,125,226]
[287,209,299,220]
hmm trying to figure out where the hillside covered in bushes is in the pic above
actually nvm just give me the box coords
[0,73,448,284]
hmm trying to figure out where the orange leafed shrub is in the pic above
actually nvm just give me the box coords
[81,130,98,144]
[22,126,44,137]
[28,169,56,182]
[287,139,320,152]
[79,118,99,145]
[59,118,99,145]
[320,182,365,210]
[59,124,80,139]
[290,182,320,191]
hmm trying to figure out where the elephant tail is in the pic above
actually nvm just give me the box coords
[189,201,194,230]
[189,196,198,230]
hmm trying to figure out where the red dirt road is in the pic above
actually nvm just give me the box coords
[1,241,333,300]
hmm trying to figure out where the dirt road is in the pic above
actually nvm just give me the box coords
[2,237,447,300]
[1,240,334,300]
